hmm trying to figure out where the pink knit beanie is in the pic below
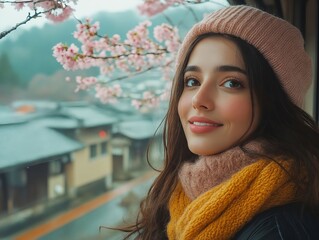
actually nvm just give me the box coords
[176,5,312,107]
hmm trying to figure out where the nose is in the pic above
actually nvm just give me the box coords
[192,84,215,110]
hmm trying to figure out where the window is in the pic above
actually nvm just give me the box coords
[49,160,63,175]
[89,144,97,159]
[8,169,27,187]
[101,142,107,155]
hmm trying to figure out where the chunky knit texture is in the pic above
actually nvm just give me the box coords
[167,160,298,240]
[179,141,263,200]
[176,5,312,107]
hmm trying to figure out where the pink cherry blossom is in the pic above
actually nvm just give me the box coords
[131,99,143,109]
[115,57,130,72]
[111,45,127,56]
[12,1,25,11]
[2,0,77,23]
[53,15,179,107]
[45,5,74,22]
[125,24,151,48]
[100,64,115,76]
[1,0,195,110]
[74,19,100,43]
[36,0,55,10]
[154,24,180,52]
[132,91,160,110]
[137,0,184,16]
[48,0,208,108]
[95,84,122,103]
[166,38,180,52]
[75,76,97,92]
[162,64,174,81]
[137,0,169,17]
[110,34,121,44]
[53,43,83,70]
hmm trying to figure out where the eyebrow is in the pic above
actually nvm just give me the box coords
[184,65,247,75]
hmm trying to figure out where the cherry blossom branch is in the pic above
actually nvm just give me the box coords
[0,0,33,3]
[85,51,169,61]
[2,0,228,109]
[51,17,179,108]
[53,19,180,71]
[0,0,77,39]
[103,59,174,83]
[53,1,229,109]
[1,7,48,39]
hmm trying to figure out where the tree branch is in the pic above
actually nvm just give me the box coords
[0,10,43,40]
[0,1,33,3]
[103,60,173,83]
[0,0,71,40]
[84,50,169,61]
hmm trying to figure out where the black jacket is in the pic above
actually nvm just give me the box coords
[234,203,319,240]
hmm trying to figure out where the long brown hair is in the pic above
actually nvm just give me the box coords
[122,33,319,239]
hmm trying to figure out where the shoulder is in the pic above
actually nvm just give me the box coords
[234,203,319,240]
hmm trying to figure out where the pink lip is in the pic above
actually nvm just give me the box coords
[188,116,223,134]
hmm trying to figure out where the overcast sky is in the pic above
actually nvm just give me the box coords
[0,0,142,31]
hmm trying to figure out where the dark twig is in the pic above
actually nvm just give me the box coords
[0,9,45,39]
[0,0,71,40]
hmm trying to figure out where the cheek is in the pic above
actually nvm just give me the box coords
[219,97,253,124]
[178,93,192,120]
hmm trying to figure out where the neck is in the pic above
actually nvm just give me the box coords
[179,141,264,200]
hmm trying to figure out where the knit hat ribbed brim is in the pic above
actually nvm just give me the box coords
[176,5,312,107]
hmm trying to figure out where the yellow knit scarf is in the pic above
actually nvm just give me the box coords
[167,160,298,240]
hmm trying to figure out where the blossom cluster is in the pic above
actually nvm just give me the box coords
[131,91,161,110]
[74,76,97,92]
[1,0,77,22]
[95,84,122,104]
[3,0,216,110]
[52,18,181,107]
[154,24,180,53]
[137,0,185,17]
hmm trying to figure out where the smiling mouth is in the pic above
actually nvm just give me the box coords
[191,121,223,127]
[188,120,223,134]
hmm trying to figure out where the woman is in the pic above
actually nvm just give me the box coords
[121,5,319,239]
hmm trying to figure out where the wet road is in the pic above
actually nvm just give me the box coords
[14,172,155,240]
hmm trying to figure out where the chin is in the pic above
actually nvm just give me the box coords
[188,146,221,156]
[188,141,236,156]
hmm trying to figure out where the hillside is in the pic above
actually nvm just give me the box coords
[0,10,143,86]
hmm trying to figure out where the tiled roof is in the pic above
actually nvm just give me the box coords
[63,106,117,127]
[33,116,78,129]
[0,122,83,171]
[114,120,161,140]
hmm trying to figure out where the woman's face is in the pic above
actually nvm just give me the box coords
[178,36,260,156]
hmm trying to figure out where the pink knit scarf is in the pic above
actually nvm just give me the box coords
[179,141,264,200]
